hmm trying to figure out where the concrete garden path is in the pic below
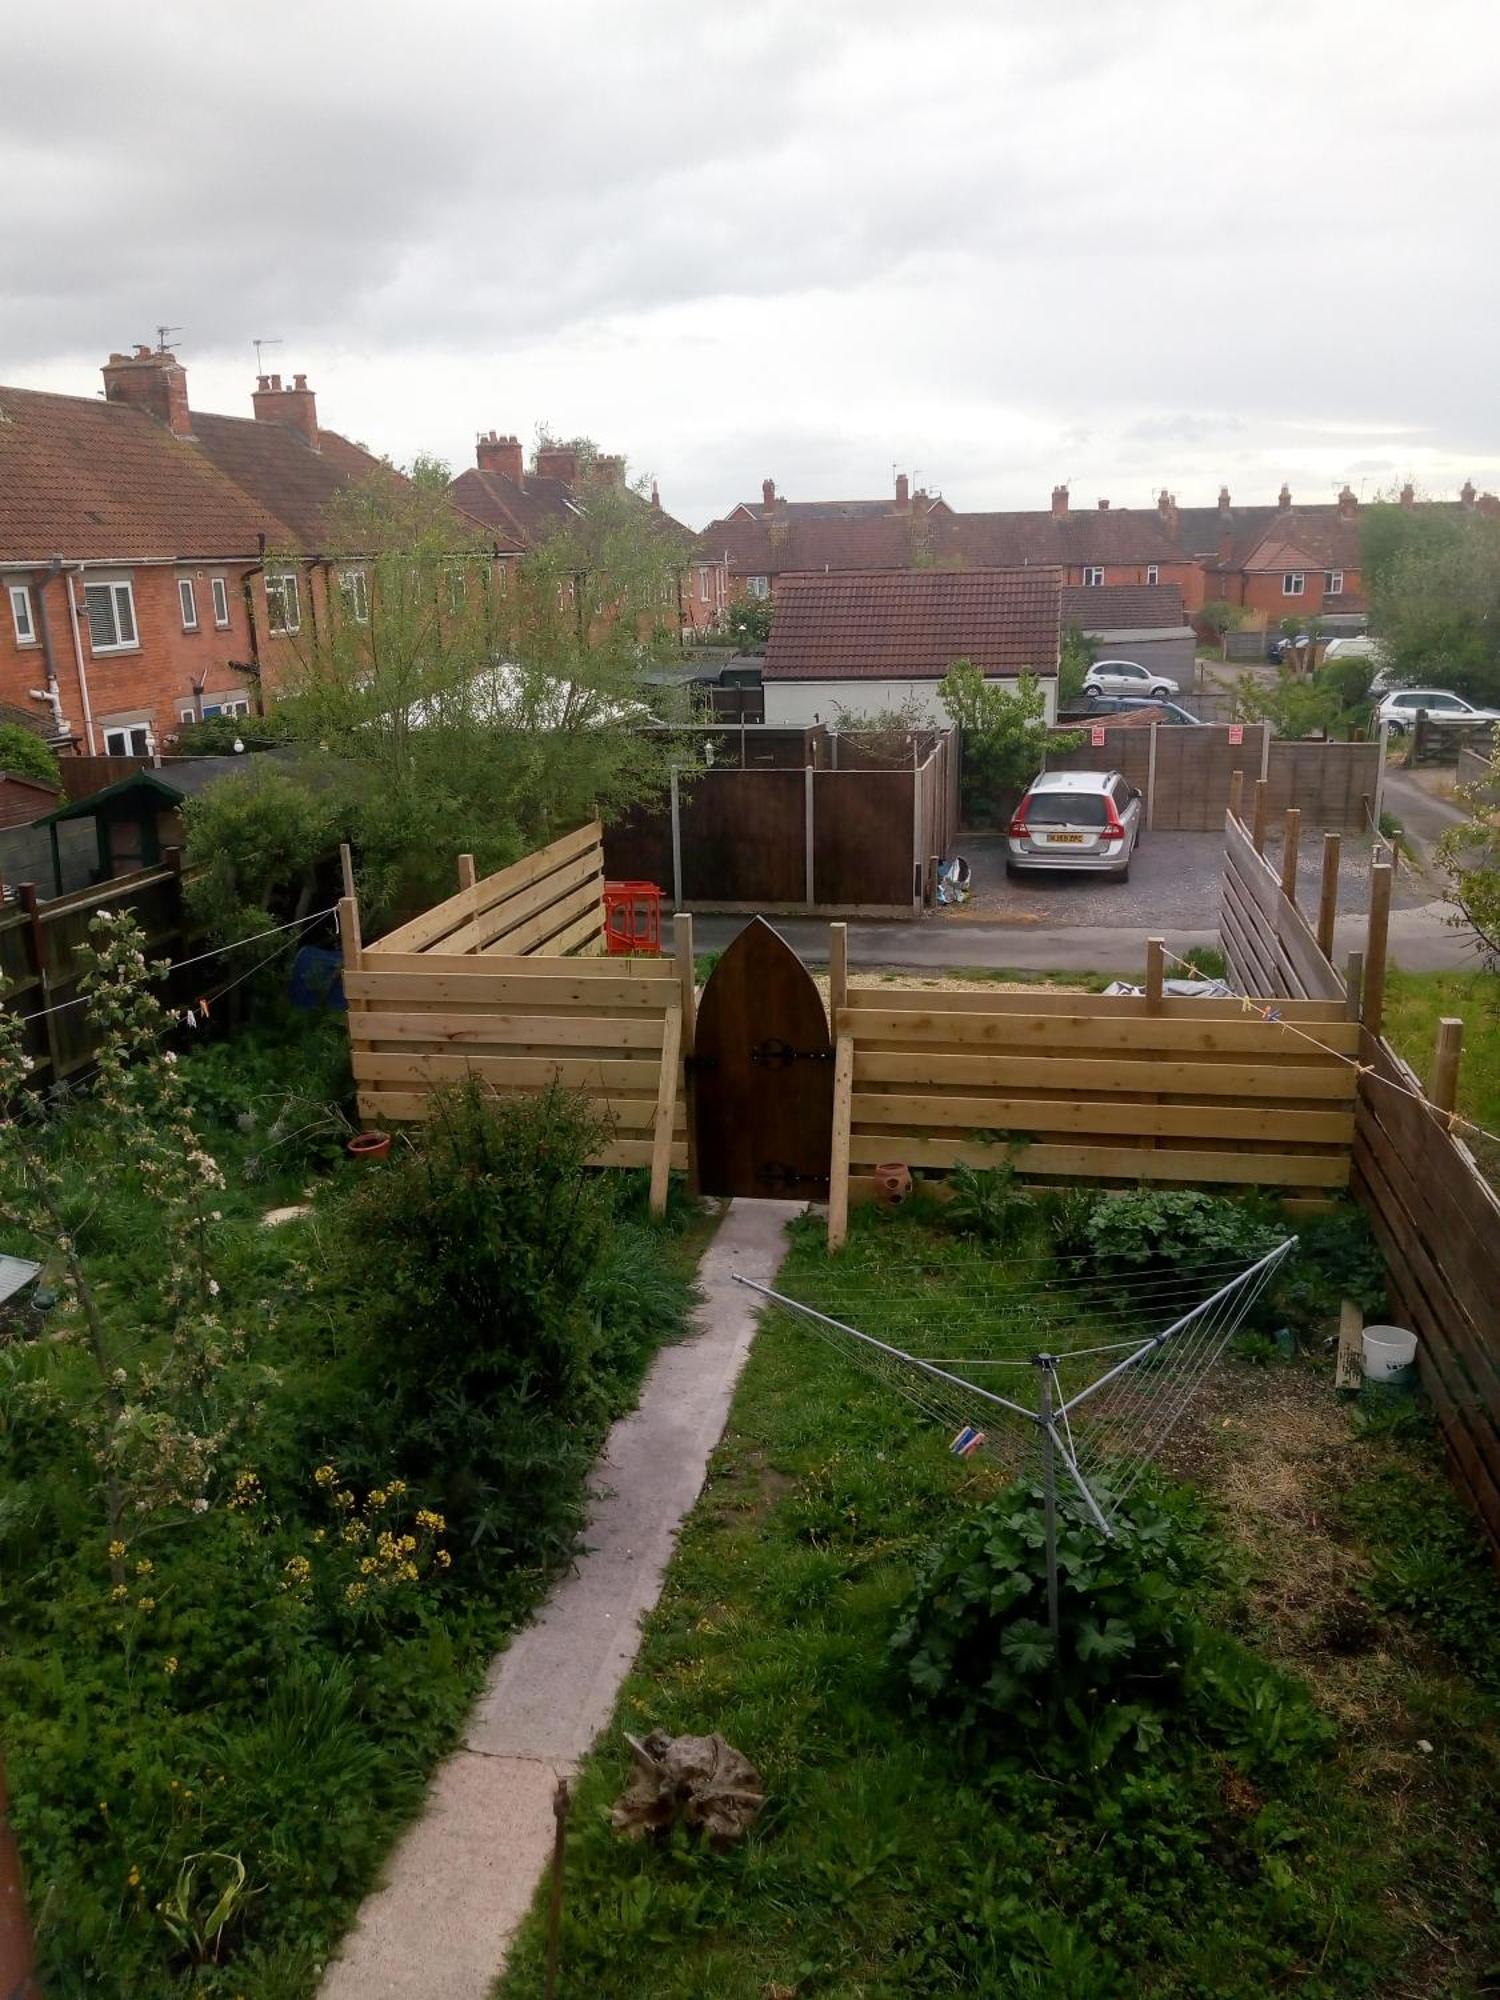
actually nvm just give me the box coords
[320,1198,800,2000]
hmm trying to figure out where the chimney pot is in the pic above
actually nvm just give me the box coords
[536,444,580,485]
[476,432,524,482]
[1461,479,1476,508]
[101,345,193,437]
[252,368,318,447]
[1050,484,1069,518]
[650,479,661,510]
[762,477,777,511]
[1400,482,1415,510]
[1278,482,1292,509]
[1218,485,1231,513]
[895,472,910,509]
[1338,484,1358,519]
[1097,497,1110,510]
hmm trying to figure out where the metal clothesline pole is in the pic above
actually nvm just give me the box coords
[1037,1359,1060,1641]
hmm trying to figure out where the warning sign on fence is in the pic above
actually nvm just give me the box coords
[1091,725,1107,746]
[1228,723,1244,745]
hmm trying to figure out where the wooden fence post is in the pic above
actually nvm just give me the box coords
[1145,937,1165,1013]
[456,852,477,892]
[1316,831,1341,960]
[1280,808,1301,904]
[0,1751,39,2000]
[1344,948,1364,1023]
[1251,777,1269,854]
[15,885,61,1084]
[1146,721,1159,832]
[1228,768,1244,822]
[340,840,357,901]
[648,1006,682,1218]
[1431,1016,1464,1118]
[673,912,698,1195]
[805,764,816,907]
[1362,861,1393,1038]
[827,1032,855,1252]
[669,767,683,911]
[828,920,848,1024]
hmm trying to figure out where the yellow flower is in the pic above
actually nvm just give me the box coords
[313,1465,337,1486]
[98,1800,109,1813]
[108,1540,126,1561]
[127,1865,140,1888]
[139,1597,156,1614]
[110,1584,128,1602]
[416,1509,445,1533]
[368,1487,388,1508]
[334,1490,354,1511]
[387,1479,407,1496]
[400,1561,419,1582]
[435,1549,452,1570]
[163,1656,179,1675]
[345,1581,367,1604]
[135,1558,153,1577]
[398,1534,417,1555]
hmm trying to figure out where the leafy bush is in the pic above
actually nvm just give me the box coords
[170,714,289,755]
[939,663,1080,825]
[890,1480,1330,1778]
[0,722,61,787]
[1078,1190,1282,1286]
[944,1158,1031,1248]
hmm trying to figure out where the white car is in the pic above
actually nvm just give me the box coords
[1006,769,1143,881]
[1374,688,1500,737]
[1083,659,1179,700]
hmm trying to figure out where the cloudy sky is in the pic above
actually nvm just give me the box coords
[5,0,1498,526]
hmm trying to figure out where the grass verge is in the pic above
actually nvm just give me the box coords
[498,1204,1500,1999]
[1382,967,1500,1182]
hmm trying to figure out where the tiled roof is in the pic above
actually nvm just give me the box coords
[1241,512,1363,573]
[762,568,1062,681]
[697,513,932,574]
[948,508,1189,568]
[448,467,582,547]
[0,387,282,562]
[1169,505,1280,567]
[188,412,410,551]
[1060,583,1184,630]
[724,495,949,523]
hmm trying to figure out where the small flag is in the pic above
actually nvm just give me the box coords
[949,1425,986,1458]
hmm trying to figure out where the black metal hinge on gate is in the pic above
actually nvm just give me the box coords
[758,1161,832,1192]
[750,1038,834,1070]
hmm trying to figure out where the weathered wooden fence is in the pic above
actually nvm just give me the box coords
[0,859,198,1082]
[1219,784,1351,1003]
[346,823,690,1214]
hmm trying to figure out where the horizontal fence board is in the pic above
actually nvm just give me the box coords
[350,1011,667,1050]
[352,951,673,980]
[345,971,674,1012]
[848,986,1348,1022]
[351,1052,665,1092]
[846,1133,1348,1186]
[839,1006,1359,1058]
[850,1090,1354,1145]
[369,822,602,956]
[852,1049,1357,1101]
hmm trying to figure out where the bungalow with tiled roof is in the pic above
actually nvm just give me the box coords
[760,567,1062,727]
[0,346,504,757]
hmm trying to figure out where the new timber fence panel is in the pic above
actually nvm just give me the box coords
[1352,1033,1500,1549]
[1265,741,1381,829]
[1043,725,1375,833]
[368,823,605,959]
[826,989,1356,1245]
[1219,808,1343,1002]
[812,769,916,909]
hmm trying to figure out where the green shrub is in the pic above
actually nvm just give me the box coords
[944,1158,1031,1247]
[0,722,61,787]
[1079,1190,1282,1286]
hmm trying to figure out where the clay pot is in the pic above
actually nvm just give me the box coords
[347,1130,392,1162]
[875,1161,912,1206]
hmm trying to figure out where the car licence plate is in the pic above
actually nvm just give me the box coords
[1047,832,1085,844]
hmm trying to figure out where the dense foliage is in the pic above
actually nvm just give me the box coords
[0,952,696,1995]
[0,721,62,787]
[939,663,1079,823]
[1230,655,1376,739]
[1363,499,1500,702]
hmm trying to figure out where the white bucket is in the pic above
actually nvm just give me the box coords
[1362,1325,1419,1383]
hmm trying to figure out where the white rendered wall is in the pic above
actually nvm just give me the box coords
[763,675,1056,729]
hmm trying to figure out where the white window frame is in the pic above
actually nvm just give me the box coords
[266,571,301,635]
[211,575,231,628]
[178,577,199,631]
[747,575,770,600]
[1327,569,1344,596]
[84,579,139,653]
[339,567,369,624]
[180,693,250,723]
[1146,564,1159,585]
[1082,566,1105,587]
[698,567,713,601]
[102,720,153,757]
[1282,572,1306,597]
[445,563,468,614]
[8,584,37,646]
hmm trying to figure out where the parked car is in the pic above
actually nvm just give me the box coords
[1083,659,1179,699]
[1267,632,1310,663]
[1374,688,1500,737]
[1071,692,1204,726]
[1006,770,1143,882]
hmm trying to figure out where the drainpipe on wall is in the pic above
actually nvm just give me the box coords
[60,563,98,755]
[29,560,70,739]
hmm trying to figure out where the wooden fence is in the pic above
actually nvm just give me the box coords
[1219,787,1350,1003]
[0,859,197,1082]
[1044,723,1380,833]
[823,932,1357,1249]
[603,729,960,916]
[346,823,690,1214]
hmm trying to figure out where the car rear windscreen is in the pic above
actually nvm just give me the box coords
[1024,792,1108,826]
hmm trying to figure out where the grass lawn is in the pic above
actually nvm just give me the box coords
[1382,967,1500,1182]
[499,1201,1500,1999]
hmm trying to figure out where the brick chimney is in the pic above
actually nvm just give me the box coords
[102,345,193,437]
[591,453,626,486]
[650,479,661,510]
[1461,478,1477,509]
[1337,484,1358,520]
[1218,528,1234,565]
[1050,484,1069,518]
[1097,497,1110,510]
[1400,482,1416,510]
[895,472,910,510]
[1157,489,1179,538]
[536,444,579,484]
[252,371,319,449]
[1218,485,1232,514]
[762,477,777,511]
[476,431,524,483]
[1278,482,1292,510]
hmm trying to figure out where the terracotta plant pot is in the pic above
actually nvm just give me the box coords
[875,1161,912,1206]
[347,1130,392,1162]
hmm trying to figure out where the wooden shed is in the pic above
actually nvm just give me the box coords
[34,771,189,893]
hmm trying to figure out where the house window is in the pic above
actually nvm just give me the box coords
[747,575,770,600]
[179,694,250,723]
[698,567,713,601]
[84,580,138,652]
[1146,565,1159,585]
[1082,566,1105,587]
[1327,569,1344,596]
[1282,572,1306,596]
[339,567,369,624]
[178,578,199,631]
[445,564,467,614]
[102,722,152,757]
[266,572,301,634]
[211,575,231,628]
[8,584,36,646]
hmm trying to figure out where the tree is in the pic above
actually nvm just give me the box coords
[1438,747,1500,968]
[1198,600,1245,660]
[726,597,774,650]
[1058,625,1094,705]
[1363,503,1500,702]
[226,460,693,927]
[939,663,1078,824]
[1231,665,1338,740]
[0,723,60,788]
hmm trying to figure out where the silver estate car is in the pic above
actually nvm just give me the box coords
[1006,770,1143,882]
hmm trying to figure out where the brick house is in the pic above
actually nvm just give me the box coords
[451,433,722,630]
[760,567,1062,727]
[0,347,500,756]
